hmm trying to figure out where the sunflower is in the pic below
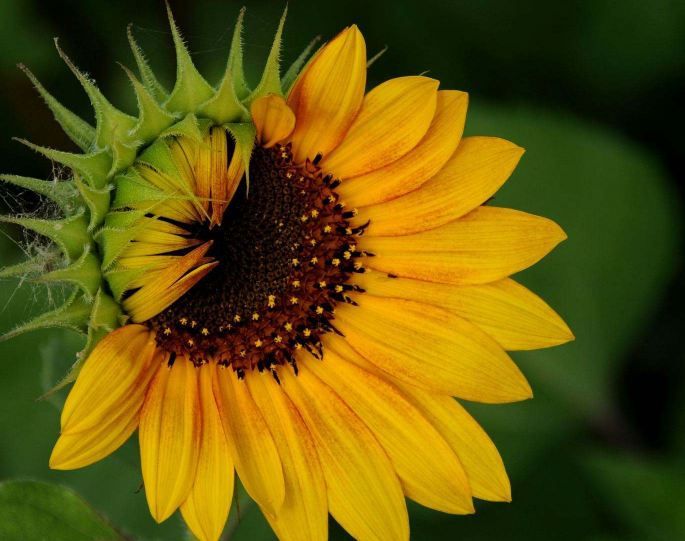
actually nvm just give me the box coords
[1,6,573,541]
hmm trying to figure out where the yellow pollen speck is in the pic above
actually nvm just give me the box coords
[335,285,344,293]
[240,350,247,357]
[274,335,283,343]
[339,201,346,208]
[354,262,363,270]
[332,258,341,266]
[179,318,188,325]
[268,295,276,308]
[345,227,353,235]
[234,314,241,323]
[295,343,303,350]
[284,322,293,332]
[311,209,319,218]
[318,280,327,288]
[323,225,332,233]
[190,320,197,328]
[310,256,319,264]
[292,280,300,288]
[349,244,356,252]
[163,327,172,336]
[286,171,293,179]
[310,239,317,246]
[343,251,351,260]
[187,339,195,347]
[254,339,263,348]
[281,151,288,159]
[300,215,308,222]
[201,327,209,336]
[316,306,324,315]
[252,312,260,321]
[303,328,311,337]
[351,208,359,216]
[290,296,299,305]
[292,258,300,266]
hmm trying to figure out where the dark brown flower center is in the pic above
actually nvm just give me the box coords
[149,144,369,377]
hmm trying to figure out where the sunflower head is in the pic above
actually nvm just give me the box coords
[1,5,573,541]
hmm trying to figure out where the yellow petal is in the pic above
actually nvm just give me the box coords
[363,206,567,285]
[280,364,409,541]
[322,76,439,178]
[59,325,156,433]
[213,367,285,517]
[309,347,474,514]
[246,372,328,541]
[338,90,467,208]
[139,357,201,523]
[398,385,512,502]
[251,94,296,148]
[335,296,532,403]
[124,241,217,323]
[181,364,234,541]
[208,127,229,226]
[357,137,524,235]
[356,270,573,350]
[287,26,366,163]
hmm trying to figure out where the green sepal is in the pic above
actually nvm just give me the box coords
[16,139,112,189]
[121,63,177,142]
[158,113,203,142]
[225,122,256,189]
[37,246,103,301]
[163,4,215,113]
[282,36,322,95]
[54,39,137,150]
[109,139,141,176]
[111,170,168,210]
[127,23,169,103]
[228,8,250,99]
[0,210,90,262]
[0,291,91,344]
[73,174,111,230]
[246,6,288,103]
[198,67,247,125]
[0,254,57,279]
[18,64,95,152]
[96,209,147,269]
[104,266,147,302]
[0,174,77,214]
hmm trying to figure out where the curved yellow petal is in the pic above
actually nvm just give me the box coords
[246,372,328,541]
[251,94,296,148]
[363,206,567,285]
[139,357,201,523]
[322,76,439,178]
[338,90,467,208]
[58,325,157,433]
[356,270,573,350]
[213,367,285,517]
[326,335,510,501]
[309,347,474,514]
[287,26,366,163]
[181,363,234,541]
[357,137,524,236]
[280,365,409,541]
[398,385,512,502]
[335,296,532,403]
[124,241,216,323]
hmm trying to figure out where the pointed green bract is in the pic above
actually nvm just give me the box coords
[247,7,288,103]
[0,175,77,213]
[163,4,215,113]
[16,139,112,190]
[55,39,137,150]
[0,293,91,344]
[0,212,90,262]
[0,255,57,280]
[121,63,177,142]
[229,8,250,99]
[38,247,103,300]
[109,139,140,176]
[104,266,147,302]
[225,122,256,189]
[73,174,111,230]
[18,64,95,152]
[282,35,322,95]
[127,23,169,103]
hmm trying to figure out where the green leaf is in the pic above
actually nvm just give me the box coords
[0,480,123,541]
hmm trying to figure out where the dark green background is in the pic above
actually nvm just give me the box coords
[1,1,683,539]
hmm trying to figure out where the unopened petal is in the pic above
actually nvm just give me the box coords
[251,94,296,148]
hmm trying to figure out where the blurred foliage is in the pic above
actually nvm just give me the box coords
[0,1,683,540]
